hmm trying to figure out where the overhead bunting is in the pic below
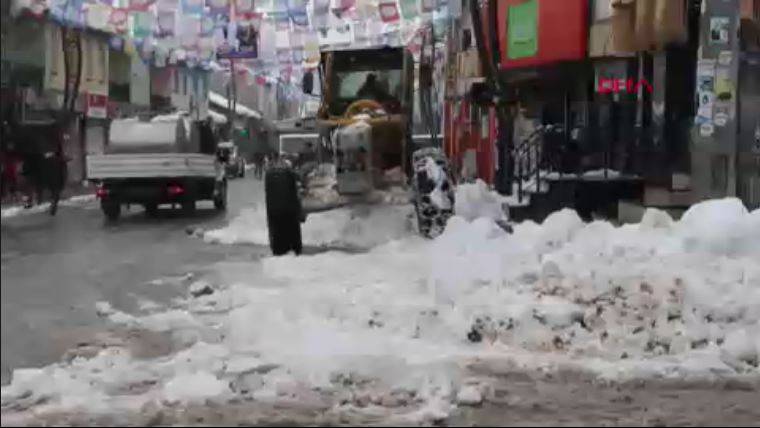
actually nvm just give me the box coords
[110,7,129,34]
[157,0,179,13]
[201,14,216,36]
[156,11,177,37]
[206,0,228,17]
[235,0,255,20]
[181,0,204,16]
[399,0,417,19]
[217,18,258,58]
[86,2,112,31]
[131,10,154,39]
[287,0,308,26]
[50,0,85,27]
[128,0,153,11]
[378,0,400,23]
[257,19,277,61]
[332,0,355,16]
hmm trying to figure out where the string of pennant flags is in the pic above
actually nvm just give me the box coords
[13,0,455,95]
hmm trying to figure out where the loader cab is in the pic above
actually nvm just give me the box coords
[316,47,413,118]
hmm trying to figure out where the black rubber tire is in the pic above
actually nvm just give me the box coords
[265,167,302,256]
[239,163,245,178]
[412,151,455,239]
[181,200,196,216]
[101,200,121,221]
[214,180,228,211]
[144,203,159,217]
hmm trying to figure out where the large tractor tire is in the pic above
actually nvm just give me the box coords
[412,148,455,239]
[265,166,303,256]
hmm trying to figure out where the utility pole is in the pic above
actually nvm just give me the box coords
[469,0,513,195]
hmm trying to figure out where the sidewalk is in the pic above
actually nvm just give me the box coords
[1,182,95,219]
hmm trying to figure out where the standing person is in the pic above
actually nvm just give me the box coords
[21,151,42,208]
[45,130,69,216]
[254,153,263,179]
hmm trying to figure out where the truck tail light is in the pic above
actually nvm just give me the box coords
[167,184,185,196]
[96,187,109,199]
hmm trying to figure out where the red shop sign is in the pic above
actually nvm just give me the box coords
[497,0,589,70]
[87,93,109,119]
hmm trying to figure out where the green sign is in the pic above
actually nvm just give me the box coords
[507,0,538,60]
[400,0,418,19]
[131,11,152,40]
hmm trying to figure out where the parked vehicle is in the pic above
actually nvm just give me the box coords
[86,112,227,221]
[217,141,246,178]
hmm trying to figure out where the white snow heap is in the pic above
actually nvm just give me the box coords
[454,179,507,222]
[3,198,760,422]
[423,158,453,211]
[676,198,760,256]
[204,201,415,249]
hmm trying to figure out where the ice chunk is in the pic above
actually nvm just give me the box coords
[163,371,229,403]
[456,385,483,406]
[722,328,759,366]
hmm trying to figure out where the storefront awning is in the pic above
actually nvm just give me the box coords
[208,91,262,120]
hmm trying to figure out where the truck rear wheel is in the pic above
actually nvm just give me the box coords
[265,167,302,256]
[101,200,121,221]
[181,200,196,216]
[145,203,159,217]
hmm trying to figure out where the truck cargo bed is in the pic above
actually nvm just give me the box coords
[87,153,217,180]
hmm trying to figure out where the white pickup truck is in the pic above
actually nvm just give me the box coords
[86,113,227,221]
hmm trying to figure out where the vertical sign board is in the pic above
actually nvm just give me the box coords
[691,0,742,200]
[86,93,108,118]
[498,0,588,69]
[507,0,538,59]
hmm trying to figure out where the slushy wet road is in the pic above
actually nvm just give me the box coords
[1,175,266,384]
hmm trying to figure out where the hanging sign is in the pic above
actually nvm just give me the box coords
[235,0,255,20]
[128,0,153,11]
[217,22,259,58]
[207,0,229,16]
[156,11,176,37]
[110,8,129,34]
[87,93,109,119]
[51,0,85,27]
[131,10,154,39]
[399,0,418,19]
[86,3,112,31]
[182,0,205,15]
[379,1,400,23]
[157,0,179,12]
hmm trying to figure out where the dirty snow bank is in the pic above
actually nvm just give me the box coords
[204,203,415,249]
[3,198,759,423]
[1,194,95,219]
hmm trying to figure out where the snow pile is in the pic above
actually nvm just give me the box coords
[454,180,507,222]
[675,198,760,256]
[1,194,96,219]
[304,163,344,206]
[204,203,415,249]
[3,198,759,423]
[583,168,622,178]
